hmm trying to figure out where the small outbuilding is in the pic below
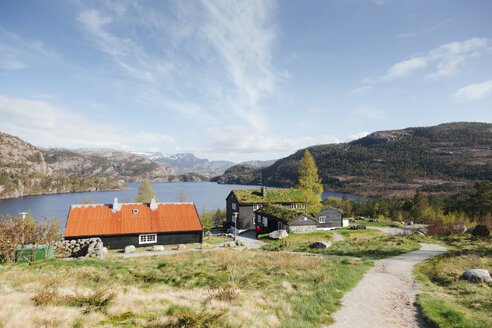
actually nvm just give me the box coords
[255,204,317,234]
[64,198,203,249]
[315,206,343,230]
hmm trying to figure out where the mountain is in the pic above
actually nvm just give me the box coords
[41,148,175,182]
[0,133,123,199]
[136,152,235,175]
[240,159,277,168]
[213,122,492,197]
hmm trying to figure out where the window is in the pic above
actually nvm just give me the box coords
[262,216,268,227]
[132,209,139,214]
[253,217,256,224]
[290,204,298,209]
[139,234,157,244]
[253,204,262,211]
[319,216,326,224]
[232,203,237,210]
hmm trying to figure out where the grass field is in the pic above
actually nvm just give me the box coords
[351,219,403,228]
[0,249,372,328]
[259,228,420,259]
[413,235,492,328]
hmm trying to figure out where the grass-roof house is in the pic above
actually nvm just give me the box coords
[225,187,307,233]
[255,204,317,234]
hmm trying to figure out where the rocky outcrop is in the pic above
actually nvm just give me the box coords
[41,148,175,182]
[309,241,332,249]
[268,230,288,240]
[53,238,105,259]
[462,269,492,283]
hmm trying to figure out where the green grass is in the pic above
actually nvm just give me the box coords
[352,219,403,228]
[202,235,232,245]
[0,249,372,327]
[414,235,492,328]
[259,228,420,259]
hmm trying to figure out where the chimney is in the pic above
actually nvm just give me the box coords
[261,186,267,198]
[112,197,121,212]
[150,197,158,210]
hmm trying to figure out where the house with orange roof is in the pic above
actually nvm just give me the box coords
[64,198,203,249]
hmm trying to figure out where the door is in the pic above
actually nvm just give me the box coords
[278,222,282,230]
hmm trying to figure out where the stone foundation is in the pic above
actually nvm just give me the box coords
[287,225,316,234]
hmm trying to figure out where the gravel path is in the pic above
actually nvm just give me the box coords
[326,243,448,328]
[332,232,345,241]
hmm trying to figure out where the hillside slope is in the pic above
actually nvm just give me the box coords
[41,148,175,182]
[0,133,123,199]
[214,122,492,196]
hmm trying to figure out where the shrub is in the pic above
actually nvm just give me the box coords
[472,225,490,238]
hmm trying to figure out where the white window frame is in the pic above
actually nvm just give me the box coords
[319,216,326,224]
[253,204,262,211]
[291,203,298,209]
[232,202,237,210]
[262,216,268,227]
[139,233,157,244]
[133,209,139,214]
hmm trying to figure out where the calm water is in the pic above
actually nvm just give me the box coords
[0,182,359,230]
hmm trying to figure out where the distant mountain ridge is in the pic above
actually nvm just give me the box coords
[213,122,492,197]
[0,133,124,199]
[41,148,175,182]
[134,152,275,175]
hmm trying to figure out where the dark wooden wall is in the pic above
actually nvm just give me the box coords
[316,207,342,228]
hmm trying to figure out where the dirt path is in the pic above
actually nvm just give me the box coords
[326,243,448,328]
[332,232,345,241]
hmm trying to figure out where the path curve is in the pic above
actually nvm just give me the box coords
[326,243,448,328]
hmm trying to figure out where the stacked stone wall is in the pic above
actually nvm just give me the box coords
[287,225,316,234]
[53,238,106,259]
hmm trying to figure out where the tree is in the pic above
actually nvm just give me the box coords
[134,179,156,203]
[297,150,323,205]
[175,189,187,202]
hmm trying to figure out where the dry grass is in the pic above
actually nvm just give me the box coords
[0,250,371,327]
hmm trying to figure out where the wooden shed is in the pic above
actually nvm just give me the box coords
[315,206,343,230]
[255,204,317,234]
[64,198,203,249]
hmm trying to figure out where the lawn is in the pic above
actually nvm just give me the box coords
[0,249,372,328]
[413,235,492,328]
[351,219,403,228]
[259,228,421,259]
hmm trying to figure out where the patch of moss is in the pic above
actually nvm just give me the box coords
[233,188,306,204]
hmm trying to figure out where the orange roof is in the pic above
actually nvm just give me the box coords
[64,202,202,237]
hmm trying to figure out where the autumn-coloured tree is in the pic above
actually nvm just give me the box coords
[297,150,323,206]
[134,179,156,203]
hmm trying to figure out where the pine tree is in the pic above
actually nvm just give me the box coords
[134,179,156,203]
[297,150,323,205]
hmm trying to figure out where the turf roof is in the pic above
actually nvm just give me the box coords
[256,204,305,222]
[232,188,306,204]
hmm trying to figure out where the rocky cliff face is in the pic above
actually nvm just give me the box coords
[0,133,124,199]
[41,148,175,182]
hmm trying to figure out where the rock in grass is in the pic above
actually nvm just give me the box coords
[176,244,186,251]
[268,230,288,240]
[462,269,492,283]
[151,245,164,252]
[309,241,332,249]
[350,225,366,230]
[235,240,245,246]
[124,245,136,254]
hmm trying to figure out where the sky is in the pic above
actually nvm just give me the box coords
[0,0,491,162]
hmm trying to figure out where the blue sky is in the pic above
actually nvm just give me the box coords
[0,0,491,162]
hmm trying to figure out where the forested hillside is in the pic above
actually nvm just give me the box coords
[215,122,492,196]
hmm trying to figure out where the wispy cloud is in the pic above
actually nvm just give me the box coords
[206,126,338,154]
[346,106,385,126]
[352,38,491,93]
[454,79,492,101]
[397,15,462,39]
[76,1,280,132]
[0,27,57,70]
[0,95,174,150]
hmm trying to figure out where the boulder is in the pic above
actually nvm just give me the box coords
[200,243,213,249]
[124,245,136,254]
[176,244,186,251]
[309,241,332,249]
[152,245,165,252]
[350,225,366,230]
[204,231,212,237]
[235,240,245,246]
[268,229,288,240]
[462,269,492,283]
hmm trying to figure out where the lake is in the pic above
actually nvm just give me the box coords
[0,182,360,229]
